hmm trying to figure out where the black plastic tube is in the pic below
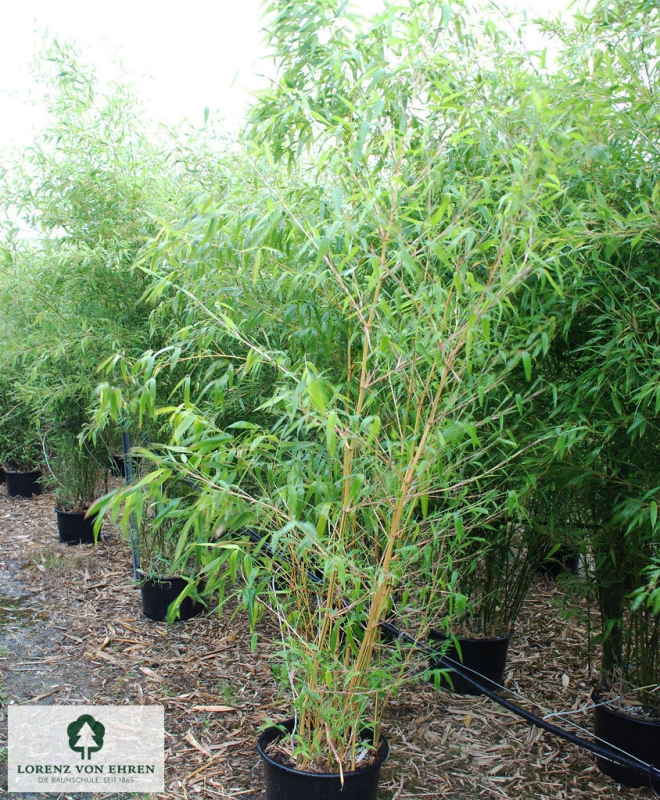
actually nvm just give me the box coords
[380,622,660,786]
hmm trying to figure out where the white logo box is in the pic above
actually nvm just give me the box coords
[8,705,164,792]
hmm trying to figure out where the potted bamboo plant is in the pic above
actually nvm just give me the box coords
[134,495,205,623]
[48,428,107,544]
[585,481,660,789]
[516,5,660,786]
[90,0,572,792]
[426,497,541,695]
[523,206,660,788]
[592,607,660,790]
[97,397,440,794]
[0,394,43,498]
[92,471,206,622]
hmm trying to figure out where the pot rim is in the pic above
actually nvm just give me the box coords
[257,718,389,779]
[430,628,515,644]
[593,689,660,729]
[55,507,95,516]
[137,570,202,588]
[4,468,41,476]
[137,569,188,582]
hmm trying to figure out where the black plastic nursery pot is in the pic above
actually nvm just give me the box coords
[257,719,389,800]
[593,693,660,790]
[55,508,99,546]
[429,629,514,695]
[109,454,125,478]
[6,470,41,498]
[139,573,203,622]
[0,467,5,484]
[537,546,580,578]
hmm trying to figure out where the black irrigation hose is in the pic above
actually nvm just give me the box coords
[126,432,660,787]
[380,621,660,787]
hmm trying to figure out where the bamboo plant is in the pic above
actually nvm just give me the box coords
[518,0,660,718]
[47,427,107,513]
[91,0,577,773]
[0,392,42,473]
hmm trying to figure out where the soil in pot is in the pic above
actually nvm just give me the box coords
[257,719,389,800]
[593,692,660,790]
[55,508,100,546]
[139,574,203,622]
[6,470,41,498]
[429,629,514,695]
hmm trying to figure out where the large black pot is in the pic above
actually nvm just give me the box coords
[257,719,388,800]
[429,629,514,695]
[537,544,580,578]
[594,693,660,789]
[6,470,41,498]
[139,573,203,622]
[55,508,100,545]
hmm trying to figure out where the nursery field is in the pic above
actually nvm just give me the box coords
[1,1,659,796]
[0,488,650,800]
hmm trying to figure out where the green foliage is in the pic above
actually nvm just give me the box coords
[47,428,107,512]
[0,37,211,490]
[517,0,660,703]
[0,378,42,471]
[443,518,541,637]
[1,0,659,760]
[93,0,591,768]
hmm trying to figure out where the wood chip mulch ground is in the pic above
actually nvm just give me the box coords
[0,488,655,799]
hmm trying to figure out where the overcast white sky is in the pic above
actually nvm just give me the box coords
[0,0,573,149]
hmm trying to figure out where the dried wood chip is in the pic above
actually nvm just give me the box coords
[184,731,211,757]
[208,740,242,751]
[58,631,85,643]
[88,650,122,666]
[123,643,148,653]
[138,666,164,681]
[27,688,60,702]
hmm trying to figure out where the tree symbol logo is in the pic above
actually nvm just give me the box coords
[67,714,106,760]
